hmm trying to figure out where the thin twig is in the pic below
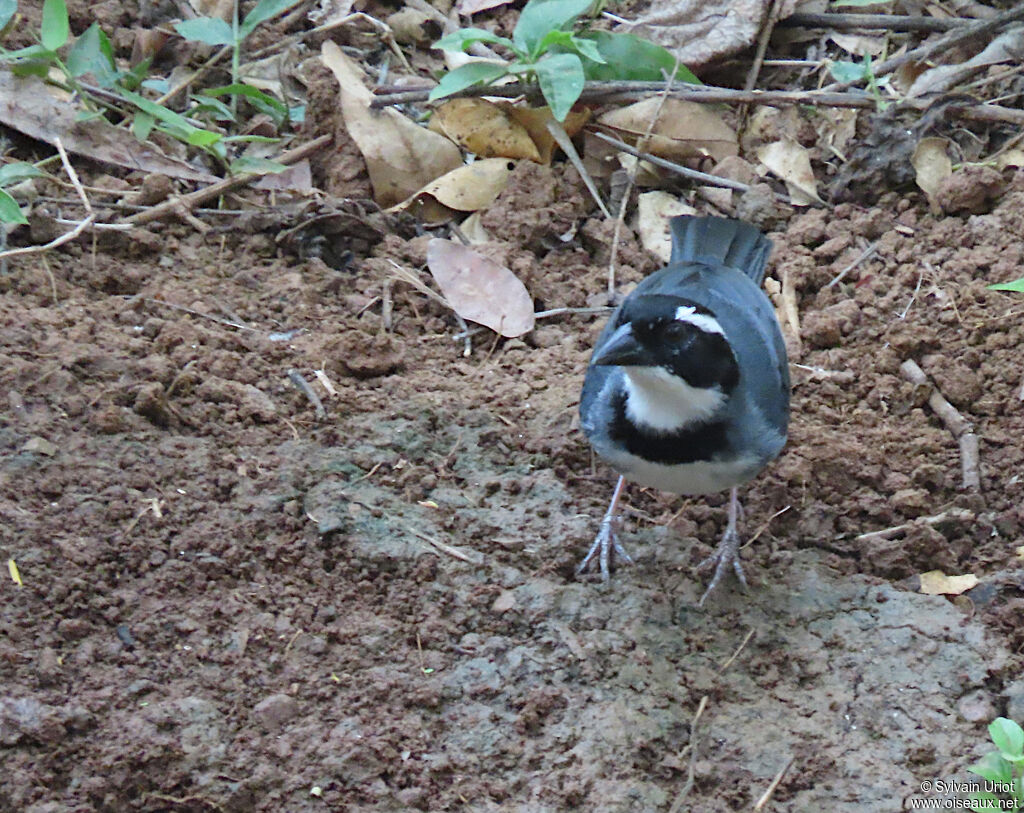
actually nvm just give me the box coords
[899,359,980,492]
[287,368,327,421]
[54,137,92,215]
[779,12,965,33]
[126,134,333,226]
[608,63,679,300]
[754,756,796,810]
[718,628,755,674]
[0,215,96,260]
[853,508,975,543]
[824,241,878,289]
[133,296,259,332]
[668,695,709,813]
[546,119,610,217]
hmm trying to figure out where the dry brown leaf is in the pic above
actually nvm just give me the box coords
[599,98,737,163]
[321,41,462,206]
[456,0,514,15]
[431,99,541,162]
[911,137,951,214]
[0,69,217,183]
[458,211,493,244]
[426,239,535,337]
[253,160,313,192]
[635,192,696,262]
[625,0,767,67]
[919,570,979,596]
[503,105,590,164]
[388,158,513,220]
[829,33,885,57]
[756,139,822,206]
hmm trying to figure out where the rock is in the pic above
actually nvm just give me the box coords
[0,696,67,745]
[252,693,300,731]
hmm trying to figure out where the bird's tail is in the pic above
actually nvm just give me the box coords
[668,215,772,285]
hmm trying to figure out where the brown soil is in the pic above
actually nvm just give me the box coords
[4,9,1024,813]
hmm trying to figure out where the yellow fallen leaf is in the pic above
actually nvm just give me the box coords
[636,191,696,262]
[757,139,822,206]
[598,98,738,163]
[502,104,590,164]
[1015,545,1024,560]
[320,41,462,206]
[431,99,541,162]
[911,137,951,215]
[919,570,979,596]
[8,558,22,586]
[387,158,514,222]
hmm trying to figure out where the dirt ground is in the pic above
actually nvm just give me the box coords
[4,3,1024,813]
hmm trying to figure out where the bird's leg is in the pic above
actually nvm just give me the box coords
[698,487,748,605]
[577,475,634,582]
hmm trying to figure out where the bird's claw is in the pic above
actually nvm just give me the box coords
[697,526,747,606]
[577,515,633,582]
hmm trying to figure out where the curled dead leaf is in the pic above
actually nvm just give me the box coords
[426,239,535,337]
[919,570,979,596]
[635,191,696,262]
[911,137,951,215]
[502,105,590,164]
[756,139,822,206]
[388,158,514,221]
[321,41,462,206]
[598,98,737,163]
[432,99,541,162]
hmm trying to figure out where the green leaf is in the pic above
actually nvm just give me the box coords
[534,52,584,121]
[991,719,1024,758]
[428,61,509,101]
[0,162,45,187]
[9,59,51,77]
[40,0,69,51]
[288,104,305,123]
[433,28,516,54]
[829,60,867,83]
[513,0,595,57]
[221,134,279,143]
[67,23,118,86]
[141,78,170,93]
[1,43,53,60]
[0,187,27,224]
[204,83,288,125]
[239,0,300,39]
[191,94,236,122]
[989,277,1024,292]
[536,30,605,63]
[132,111,155,141]
[174,17,235,46]
[185,128,223,147]
[969,752,1015,785]
[576,31,694,82]
[230,156,288,174]
[0,0,17,31]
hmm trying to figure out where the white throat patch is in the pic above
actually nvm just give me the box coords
[674,305,724,336]
[622,366,726,433]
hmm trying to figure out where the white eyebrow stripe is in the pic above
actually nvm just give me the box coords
[674,305,725,336]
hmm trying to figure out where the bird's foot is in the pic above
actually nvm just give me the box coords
[697,524,747,606]
[577,514,634,582]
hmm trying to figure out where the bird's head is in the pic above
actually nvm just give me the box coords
[591,294,739,431]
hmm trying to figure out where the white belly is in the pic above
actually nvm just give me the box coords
[604,449,761,495]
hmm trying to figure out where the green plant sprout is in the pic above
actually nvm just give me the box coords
[173,0,300,104]
[828,53,890,110]
[0,162,45,226]
[429,0,697,121]
[0,0,294,174]
[968,717,1024,812]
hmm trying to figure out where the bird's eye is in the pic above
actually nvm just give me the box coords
[663,321,687,340]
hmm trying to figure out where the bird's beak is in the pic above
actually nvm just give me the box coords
[591,323,651,366]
